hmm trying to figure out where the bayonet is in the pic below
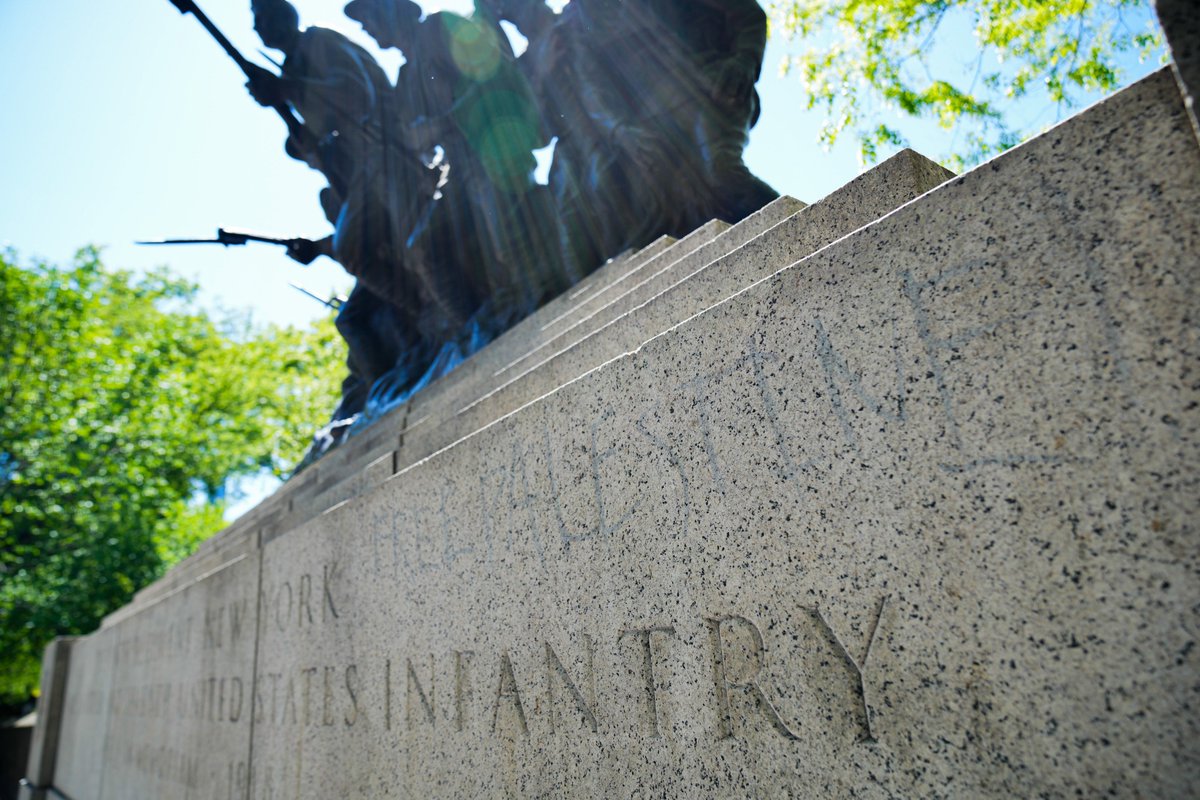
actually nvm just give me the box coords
[258,49,285,70]
[289,283,345,311]
[137,228,290,248]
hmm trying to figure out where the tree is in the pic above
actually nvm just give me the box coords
[767,0,1167,168]
[0,247,345,704]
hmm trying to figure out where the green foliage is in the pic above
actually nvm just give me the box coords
[768,0,1167,168]
[0,248,344,703]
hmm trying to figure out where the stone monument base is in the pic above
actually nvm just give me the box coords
[22,61,1200,799]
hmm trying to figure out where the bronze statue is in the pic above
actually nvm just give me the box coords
[244,0,390,187]
[159,0,779,459]
[247,0,489,442]
[645,0,778,226]
[346,0,565,337]
[488,0,776,277]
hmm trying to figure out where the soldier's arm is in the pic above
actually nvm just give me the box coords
[245,61,289,108]
[285,235,334,265]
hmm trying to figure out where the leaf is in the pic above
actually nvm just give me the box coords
[767,0,1166,166]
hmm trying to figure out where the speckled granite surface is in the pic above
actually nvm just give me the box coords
[48,633,114,799]
[55,552,260,800]
[413,150,953,479]
[42,68,1198,798]
[40,550,258,800]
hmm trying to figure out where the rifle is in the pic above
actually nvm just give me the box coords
[137,228,327,265]
[165,0,314,153]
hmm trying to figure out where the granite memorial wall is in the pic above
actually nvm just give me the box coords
[22,60,1200,800]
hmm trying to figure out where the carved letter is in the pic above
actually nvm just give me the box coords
[439,481,474,566]
[706,615,800,740]
[301,667,318,726]
[619,625,676,737]
[809,595,890,742]
[813,317,906,453]
[298,574,314,626]
[274,582,293,632]
[681,373,728,491]
[203,608,222,649]
[230,600,247,642]
[344,665,360,727]
[406,657,435,728]
[491,652,529,737]
[590,408,643,539]
[544,638,598,734]
[322,666,336,726]
[454,650,474,732]
[635,406,691,536]
[322,562,341,621]
[385,658,392,731]
[228,676,243,724]
[282,674,298,726]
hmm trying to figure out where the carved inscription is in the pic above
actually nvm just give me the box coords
[253,597,893,752]
[108,740,250,800]
[706,615,800,740]
[362,250,1096,586]
[619,625,676,737]
[261,563,342,634]
[252,664,361,728]
[204,599,251,649]
[111,675,247,723]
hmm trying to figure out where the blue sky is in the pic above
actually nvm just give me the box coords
[0,0,1163,329]
[1,0,849,329]
[0,0,1165,517]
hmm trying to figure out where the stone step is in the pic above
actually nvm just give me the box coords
[398,234,682,432]
[402,220,730,434]
[266,224,733,535]
[494,196,805,382]
[523,222,732,346]
[538,237,677,328]
[400,149,954,474]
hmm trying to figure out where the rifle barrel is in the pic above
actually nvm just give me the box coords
[166,0,308,144]
[136,238,231,246]
[221,230,291,246]
[169,0,250,69]
[137,229,296,248]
